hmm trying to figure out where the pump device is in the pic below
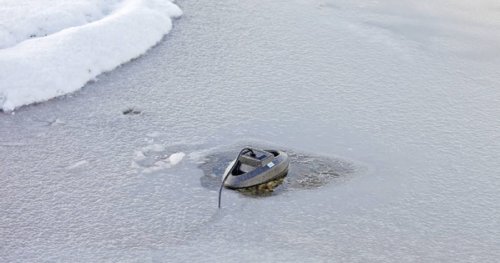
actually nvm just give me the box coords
[218,147,289,208]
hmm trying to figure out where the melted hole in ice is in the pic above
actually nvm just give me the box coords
[198,148,356,197]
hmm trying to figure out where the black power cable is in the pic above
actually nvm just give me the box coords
[218,148,254,209]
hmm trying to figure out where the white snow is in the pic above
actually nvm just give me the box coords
[136,152,185,173]
[0,0,121,49]
[0,0,182,111]
[131,147,185,174]
[168,152,185,166]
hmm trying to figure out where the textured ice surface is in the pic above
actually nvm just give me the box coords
[1,0,500,262]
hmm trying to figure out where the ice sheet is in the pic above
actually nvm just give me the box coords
[1,0,499,262]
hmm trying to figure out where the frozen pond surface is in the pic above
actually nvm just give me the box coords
[1,0,500,262]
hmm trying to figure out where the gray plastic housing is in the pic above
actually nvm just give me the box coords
[238,149,274,167]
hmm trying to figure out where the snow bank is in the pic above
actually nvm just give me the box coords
[0,0,122,49]
[0,0,182,111]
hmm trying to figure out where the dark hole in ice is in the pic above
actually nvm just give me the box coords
[198,146,356,197]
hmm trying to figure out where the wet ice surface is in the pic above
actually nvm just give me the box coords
[198,144,358,195]
[1,0,500,262]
